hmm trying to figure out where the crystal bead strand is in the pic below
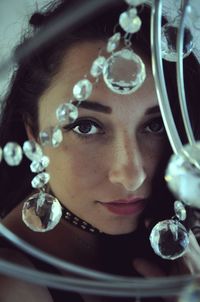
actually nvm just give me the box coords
[22,140,62,232]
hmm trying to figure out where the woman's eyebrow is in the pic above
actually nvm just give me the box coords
[145,105,161,115]
[72,100,112,114]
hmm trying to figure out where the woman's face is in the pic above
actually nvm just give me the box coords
[38,41,167,235]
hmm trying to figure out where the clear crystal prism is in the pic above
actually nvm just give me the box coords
[103,48,146,94]
[31,172,50,188]
[23,141,43,162]
[119,9,141,33]
[3,142,23,166]
[56,102,78,124]
[39,126,63,148]
[22,192,62,232]
[150,219,189,260]
[73,79,93,101]
[30,155,50,173]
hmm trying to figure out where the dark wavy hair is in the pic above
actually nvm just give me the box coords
[0,0,200,235]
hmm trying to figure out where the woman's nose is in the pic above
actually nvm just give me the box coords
[108,134,147,191]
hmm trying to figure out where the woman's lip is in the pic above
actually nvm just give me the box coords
[98,199,146,216]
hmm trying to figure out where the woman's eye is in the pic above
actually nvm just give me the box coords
[145,118,165,134]
[72,120,102,136]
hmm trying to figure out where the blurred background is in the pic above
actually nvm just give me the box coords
[0,0,200,98]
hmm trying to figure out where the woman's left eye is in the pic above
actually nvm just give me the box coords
[145,118,165,134]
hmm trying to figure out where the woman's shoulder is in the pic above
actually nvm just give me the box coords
[0,246,54,302]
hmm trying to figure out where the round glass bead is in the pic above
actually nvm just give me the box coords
[180,282,200,302]
[39,126,63,148]
[119,9,141,33]
[150,219,189,260]
[31,172,50,189]
[106,33,121,53]
[90,56,106,77]
[103,48,146,95]
[125,0,146,5]
[56,102,78,124]
[30,155,50,173]
[165,143,200,209]
[73,79,93,101]
[22,192,62,232]
[3,142,23,166]
[174,200,187,221]
[161,22,193,62]
[23,141,43,162]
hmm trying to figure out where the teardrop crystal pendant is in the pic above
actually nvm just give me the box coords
[103,48,146,94]
[22,192,62,232]
[149,219,189,260]
[30,155,50,173]
[119,9,142,33]
[73,79,93,101]
[23,141,43,162]
[39,126,63,148]
[90,56,106,77]
[165,142,200,209]
[174,200,186,221]
[161,22,193,62]
[106,33,121,53]
[3,142,23,166]
[56,102,78,124]
[31,172,50,189]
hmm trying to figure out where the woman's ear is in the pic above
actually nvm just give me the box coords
[23,115,38,142]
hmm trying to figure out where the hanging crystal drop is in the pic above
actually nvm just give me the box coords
[119,9,142,33]
[161,22,193,62]
[73,79,93,101]
[23,141,43,162]
[0,146,3,163]
[56,102,78,124]
[180,282,200,302]
[107,33,121,53]
[22,192,62,232]
[31,172,50,189]
[103,48,146,95]
[90,56,106,77]
[39,126,63,148]
[149,219,189,260]
[3,142,23,166]
[30,155,50,173]
[125,0,146,6]
[165,142,200,209]
[174,200,187,221]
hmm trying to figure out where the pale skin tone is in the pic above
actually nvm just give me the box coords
[1,41,200,302]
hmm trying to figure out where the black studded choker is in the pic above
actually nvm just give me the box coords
[62,206,103,234]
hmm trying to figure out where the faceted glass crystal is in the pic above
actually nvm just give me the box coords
[103,48,146,94]
[31,172,50,189]
[56,102,78,124]
[165,143,200,208]
[23,141,43,162]
[161,22,193,62]
[174,200,186,221]
[119,9,141,33]
[22,192,62,232]
[30,155,50,173]
[125,0,146,5]
[3,142,23,166]
[90,56,106,77]
[73,79,93,101]
[39,126,63,148]
[150,219,189,260]
[107,33,121,53]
